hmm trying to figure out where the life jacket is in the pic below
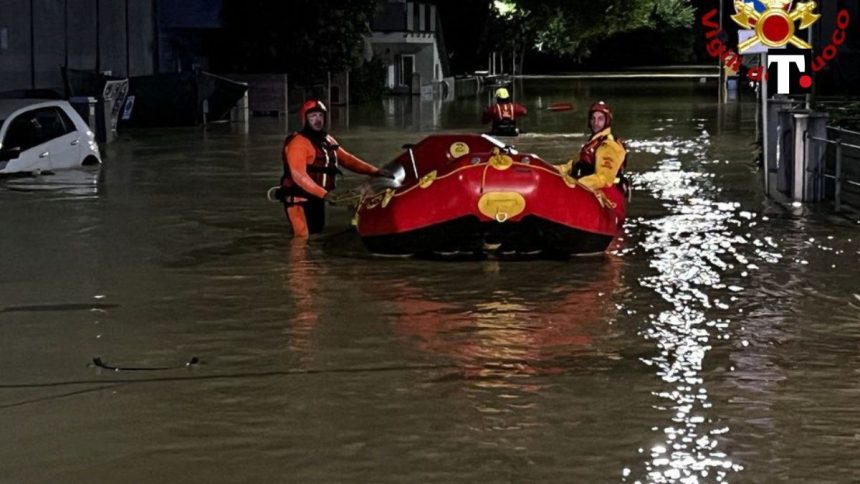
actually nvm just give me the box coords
[572,131,630,195]
[495,103,515,121]
[280,132,342,199]
[490,103,518,136]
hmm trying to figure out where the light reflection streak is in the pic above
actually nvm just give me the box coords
[631,128,746,482]
[0,167,103,198]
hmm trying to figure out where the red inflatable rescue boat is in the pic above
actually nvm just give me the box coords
[355,134,627,256]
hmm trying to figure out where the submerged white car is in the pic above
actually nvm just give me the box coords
[0,99,101,175]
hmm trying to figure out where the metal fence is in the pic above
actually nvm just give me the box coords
[807,126,860,212]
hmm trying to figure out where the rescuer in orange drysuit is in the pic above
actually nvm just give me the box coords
[278,99,393,237]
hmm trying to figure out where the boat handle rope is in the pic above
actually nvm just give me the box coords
[358,160,617,210]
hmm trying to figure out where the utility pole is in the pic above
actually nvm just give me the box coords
[762,52,769,196]
[806,20,814,109]
[30,0,35,88]
[719,0,726,103]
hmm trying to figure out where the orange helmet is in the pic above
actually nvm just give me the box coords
[588,101,612,129]
[299,99,327,127]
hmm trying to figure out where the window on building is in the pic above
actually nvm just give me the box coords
[406,2,414,31]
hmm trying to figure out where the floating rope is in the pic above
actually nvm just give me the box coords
[358,158,618,211]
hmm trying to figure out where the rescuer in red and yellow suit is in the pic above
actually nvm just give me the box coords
[481,87,528,136]
[279,99,391,237]
[558,101,627,192]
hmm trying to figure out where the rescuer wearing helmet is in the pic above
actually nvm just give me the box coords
[481,87,528,136]
[559,101,627,192]
[279,99,392,237]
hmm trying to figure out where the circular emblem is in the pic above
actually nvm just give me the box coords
[756,11,794,47]
[449,142,470,158]
[732,0,819,52]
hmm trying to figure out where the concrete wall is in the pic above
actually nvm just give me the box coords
[415,44,436,84]
[0,0,33,91]
[97,0,127,76]
[33,0,64,89]
[158,0,221,29]
[67,0,97,71]
[127,0,155,76]
[156,0,222,73]
[0,0,156,92]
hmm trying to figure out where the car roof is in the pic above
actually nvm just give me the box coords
[0,99,68,119]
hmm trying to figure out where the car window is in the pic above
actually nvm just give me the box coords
[31,107,71,144]
[3,113,39,151]
[55,108,78,135]
[2,107,75,152]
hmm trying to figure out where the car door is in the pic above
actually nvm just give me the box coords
[0,110,43,173]
[32,107,81,170]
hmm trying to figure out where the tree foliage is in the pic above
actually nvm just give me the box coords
[436,0,495,75]
[530,0,692,58]
[480,0,695,63]
[482,2,534,68]
[215,0,379,80]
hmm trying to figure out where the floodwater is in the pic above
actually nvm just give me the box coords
[1,79,859,483]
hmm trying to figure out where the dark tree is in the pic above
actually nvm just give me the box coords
[440,0,697,74]
[436,0,495,75]
[511,0,694,60]
[213,0,379,81]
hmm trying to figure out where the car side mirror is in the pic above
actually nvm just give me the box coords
[0,146,22,162]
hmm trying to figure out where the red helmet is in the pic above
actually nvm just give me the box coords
[299,99,327,127]
[588,101,613,129]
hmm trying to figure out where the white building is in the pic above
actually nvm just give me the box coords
[368,0,448,94]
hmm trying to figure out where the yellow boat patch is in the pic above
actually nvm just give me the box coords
[478,192,526,223]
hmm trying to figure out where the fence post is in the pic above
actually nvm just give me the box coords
[345,70,350,129]
[834,138,843,212]
[286,74,290,130]
[327,71,332,130]
[819,137,826,199]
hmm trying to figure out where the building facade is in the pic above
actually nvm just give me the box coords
[0,0,453,98]
[0,0,158,93]
[368,0,448,94]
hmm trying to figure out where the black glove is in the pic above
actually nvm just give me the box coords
[323,190,344,205]
[374,168,396,179]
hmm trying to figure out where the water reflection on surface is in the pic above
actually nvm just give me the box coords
[1,80,860,482]
[632,125,746,481]
[1,166,103,198]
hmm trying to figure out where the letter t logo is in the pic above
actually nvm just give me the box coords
[767,53,811,95]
